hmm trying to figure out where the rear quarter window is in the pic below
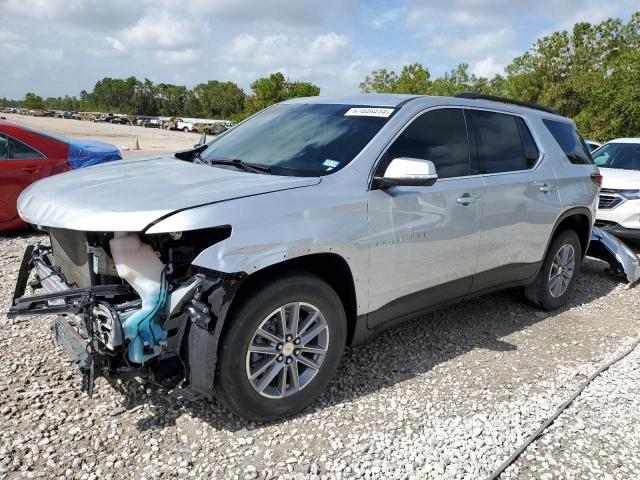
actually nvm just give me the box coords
[543,119,593,165]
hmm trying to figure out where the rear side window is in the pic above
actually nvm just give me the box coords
[385,108,470,178]
[543,119,593,164]
[470,110,529,174]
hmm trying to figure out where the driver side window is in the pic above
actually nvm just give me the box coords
[385,108,470,179]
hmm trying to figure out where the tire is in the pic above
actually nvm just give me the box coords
[183,127,189,132]
[525,229,582,310]
[215,272,346,421]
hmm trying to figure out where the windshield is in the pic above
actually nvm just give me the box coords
[201,103,395,176]
[592,143,640,171]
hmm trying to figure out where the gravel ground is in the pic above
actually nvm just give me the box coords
[1,231,639,479]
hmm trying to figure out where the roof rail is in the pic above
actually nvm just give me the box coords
[454,92,561,116]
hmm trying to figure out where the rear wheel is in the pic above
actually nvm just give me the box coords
[215,273,346,421]
[525,229,582,310]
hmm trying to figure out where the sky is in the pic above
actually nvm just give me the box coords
[0,0,637,99]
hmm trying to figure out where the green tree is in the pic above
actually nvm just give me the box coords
[238,72,320,120]
[24,92,45,110]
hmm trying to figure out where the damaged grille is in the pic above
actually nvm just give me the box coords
[49,228,92,288]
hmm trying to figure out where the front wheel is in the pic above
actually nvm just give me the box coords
[215,273,346,421]
[525,229,582,310]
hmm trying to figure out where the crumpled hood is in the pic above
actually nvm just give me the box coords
[600,167,640,190]
[18,155,320,232]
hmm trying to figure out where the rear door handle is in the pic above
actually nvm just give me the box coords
[536,182,557,193]
[21,166,41,174]
[457,193,481,205]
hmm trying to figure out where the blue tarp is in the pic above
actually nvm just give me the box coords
[67,139,122,169]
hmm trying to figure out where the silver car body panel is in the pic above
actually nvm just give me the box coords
[17,155,320,232]
[17,95,600,318]
[589,226,640,285]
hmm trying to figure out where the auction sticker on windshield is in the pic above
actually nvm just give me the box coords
[344,107,395,117]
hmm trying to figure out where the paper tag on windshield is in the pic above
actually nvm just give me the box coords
[345,107,394,118]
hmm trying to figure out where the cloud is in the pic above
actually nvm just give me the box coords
[156,49,197,64]
[108,11,203,51]
[227,32,351,69]
[472,56,506,77]
[433,27,516,60]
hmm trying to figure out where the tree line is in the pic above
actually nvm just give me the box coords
[360,13,640,142]
[3,13,638,140]
[2,72,320,122]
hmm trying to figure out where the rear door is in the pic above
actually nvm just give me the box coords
[0,133,52,226]
[467,109,561,288]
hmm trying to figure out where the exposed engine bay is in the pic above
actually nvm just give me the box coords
[8,227,244,397]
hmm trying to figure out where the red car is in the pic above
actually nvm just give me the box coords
[0,119,121,231]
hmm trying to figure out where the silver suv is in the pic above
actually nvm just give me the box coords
[9,93,600,421]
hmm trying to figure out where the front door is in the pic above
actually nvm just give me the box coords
[367,108,484,328]
[0,133,52,228]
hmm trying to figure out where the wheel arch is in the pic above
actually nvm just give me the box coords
[548,207,593,259]
[227,253,359,345]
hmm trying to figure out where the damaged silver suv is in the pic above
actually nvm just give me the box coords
[9,93,600,421]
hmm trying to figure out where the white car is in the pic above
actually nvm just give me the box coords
[593,138,640,241]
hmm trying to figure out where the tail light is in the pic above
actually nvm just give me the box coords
[591,173,603,187]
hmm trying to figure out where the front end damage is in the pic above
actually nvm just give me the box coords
[8,227,244,398]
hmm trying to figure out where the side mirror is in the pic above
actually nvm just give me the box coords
[197,132,207,146]
[373,157,438,189]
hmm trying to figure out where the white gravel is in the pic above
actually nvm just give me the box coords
[1,232,639,479]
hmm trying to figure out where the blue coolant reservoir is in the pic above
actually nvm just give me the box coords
[109,233,167,364]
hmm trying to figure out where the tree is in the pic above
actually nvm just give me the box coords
[238,72,321,120]
[24,92,44,110]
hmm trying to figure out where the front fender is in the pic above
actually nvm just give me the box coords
[144,182,371,314]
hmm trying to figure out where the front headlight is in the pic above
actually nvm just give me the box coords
[620,190,640,200]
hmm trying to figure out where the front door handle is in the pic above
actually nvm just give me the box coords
[457,193,481,205]
[21,166,41,174]
[536,182,557,193]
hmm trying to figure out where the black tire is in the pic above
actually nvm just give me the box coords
[525,229,582,310]
[215,272,347,422]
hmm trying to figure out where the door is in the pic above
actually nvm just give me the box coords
[0,133,52,228]
[368,108,485,327]
[466,110,561,288]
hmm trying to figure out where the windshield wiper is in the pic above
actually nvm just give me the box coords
[208,158,271,174]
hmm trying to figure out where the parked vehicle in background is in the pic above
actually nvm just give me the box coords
[143,118,162,128]
[592,139,640,241]
[177,120,195,132]
[584,139,602,152]
[0,119,123,231]
[8,93,599,421]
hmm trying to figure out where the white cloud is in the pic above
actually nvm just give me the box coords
[156,49,197,64]
[434,27,516,59]
[472,56,505,77]
[227,32,351,69]
[109,11,201,51]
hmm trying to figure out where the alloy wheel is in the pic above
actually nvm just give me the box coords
[245,302,329,399]
[548,243,576,298]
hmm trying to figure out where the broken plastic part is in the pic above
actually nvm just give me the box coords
[109,233,168,364]
[588,226,640,286]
